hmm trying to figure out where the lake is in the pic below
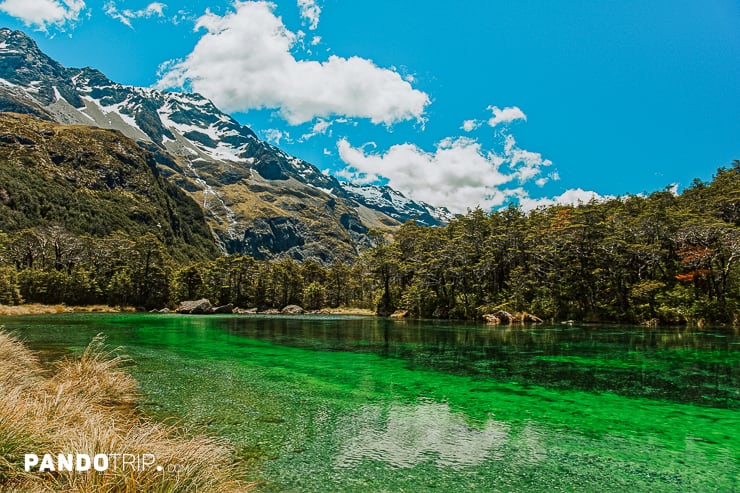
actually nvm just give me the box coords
[2,314,738,492]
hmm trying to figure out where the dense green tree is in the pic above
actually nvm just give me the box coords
[303,281,326,310]
[0,164,736,323]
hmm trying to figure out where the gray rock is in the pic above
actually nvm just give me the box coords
[234,307,258,314]
[213,303,235,314]
[176,299,213,314]
[281,305,304,314]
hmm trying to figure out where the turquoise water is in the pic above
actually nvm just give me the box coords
[3,314,738,492]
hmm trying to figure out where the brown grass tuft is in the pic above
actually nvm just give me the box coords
[0,331,252,492]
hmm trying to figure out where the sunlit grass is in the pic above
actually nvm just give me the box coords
[0,331,252,492]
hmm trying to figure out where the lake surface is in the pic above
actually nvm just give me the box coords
[2,314,738,492]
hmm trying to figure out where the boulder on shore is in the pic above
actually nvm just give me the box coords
[213,303,235,314]
[234,307,258,314]
[281,305,304,314]
[517,312,544,324]
[484,310,542,324]
[493,310,514,323]
[176,299,214,314]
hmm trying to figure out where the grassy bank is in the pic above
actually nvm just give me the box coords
[0,304,130,316]
[0,332,251,492]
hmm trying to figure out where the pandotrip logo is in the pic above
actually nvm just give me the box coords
[23,453,189,474]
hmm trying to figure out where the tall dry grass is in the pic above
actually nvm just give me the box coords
[0,332,252,492]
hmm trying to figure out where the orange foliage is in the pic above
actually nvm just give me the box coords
[549,208,573,232]
[677,245,713,265]
[675,269,712,281]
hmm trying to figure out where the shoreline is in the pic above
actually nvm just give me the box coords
[4,304,731,328]
[0,303,376,317]
[0,304,130,316]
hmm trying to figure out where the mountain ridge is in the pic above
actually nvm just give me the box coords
[0,28,454,264]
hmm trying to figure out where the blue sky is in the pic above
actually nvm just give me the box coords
[1,0,738,212]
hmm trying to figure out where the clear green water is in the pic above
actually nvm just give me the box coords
[2,314,738,492]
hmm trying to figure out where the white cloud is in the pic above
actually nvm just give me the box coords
[156,1,429,126]
[337,135,555,214]
[534,171,561,187]
[503,134,552,182]
[310,35,321,45]
[105,1,166,28]
[462,119,481,132]
[300,118,331,140]
[0,0,85,30]
[297,0,320,30]
[487,105,527,127]
[263,128,291,145]
[312,119,330,134]
[517,188,612,212]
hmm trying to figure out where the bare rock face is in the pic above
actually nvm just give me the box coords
[281,305,304,314]
[176,299,214,314]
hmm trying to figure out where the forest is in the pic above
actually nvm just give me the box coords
[0,163,737,325]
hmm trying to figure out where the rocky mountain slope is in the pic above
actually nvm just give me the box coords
[0,112,218,262]
[0,28,453,263]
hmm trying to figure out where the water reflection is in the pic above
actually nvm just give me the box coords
[7,314,738,408]
[218,316,738,408]
[335,400,510,469]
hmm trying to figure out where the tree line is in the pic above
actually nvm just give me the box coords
[0,163,737,324]
[370,163,739,324]
[0,226,376,312]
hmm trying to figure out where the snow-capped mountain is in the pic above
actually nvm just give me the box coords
[342,184,455,226]
[0,28,452,262]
